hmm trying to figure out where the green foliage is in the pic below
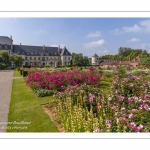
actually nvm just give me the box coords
[34,89,56,97]
[72,53,89,66]
[140,57,150,65]
[117,66,127,78]
[20,69,23,75]
[10,54,23,67]
[0,50,11,69]
[22,70,28,77]
[103,71,114,78]
[45,64,50,68]
[100,47,148,61]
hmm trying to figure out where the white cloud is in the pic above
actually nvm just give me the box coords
[86,31,101,38]
[99,50,109,54]
[111,19,150,34]
[123,24,141,33]
[84,39,106,48]
[127,38,140,42]
[110,29,123,35]
[50,44,66,48]
[140,20,150,27]
[140,44,150,49]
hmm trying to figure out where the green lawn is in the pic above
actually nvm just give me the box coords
[7,78,59,132]
[13,69,22,77]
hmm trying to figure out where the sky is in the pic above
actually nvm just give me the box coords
[0,18,150,57]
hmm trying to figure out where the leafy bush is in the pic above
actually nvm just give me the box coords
[20,69,23,75]
[22,70,28,77]
[34,89,56,97]
[45,64,50,68]
[117,66,127,78]
[103,71,114,78]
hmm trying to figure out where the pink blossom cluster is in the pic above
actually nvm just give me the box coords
[26,69,100,91]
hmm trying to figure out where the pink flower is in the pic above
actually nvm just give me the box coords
[128,113,134,119]
[108,96,112,101]
[129,122,136,129]
[97,105,102,110]
[106,120,111,128]
[89,93,95,103]
[118,96,125,101]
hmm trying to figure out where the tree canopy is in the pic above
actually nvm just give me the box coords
[0,50,11,69]
[72,53,90,66]
[99,47,149,61]
[10,54,23,67]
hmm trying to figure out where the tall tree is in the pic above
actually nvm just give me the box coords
[0,50,11,68]
[10,54,23,67]
[72,53,89,66]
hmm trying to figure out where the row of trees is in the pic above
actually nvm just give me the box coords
[99,47,149,61]
[72,53,90,66]
[0,50,23,69]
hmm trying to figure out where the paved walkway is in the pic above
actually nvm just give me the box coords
[0,70,21,132]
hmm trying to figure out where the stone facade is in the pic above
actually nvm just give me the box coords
[0,36,72,67]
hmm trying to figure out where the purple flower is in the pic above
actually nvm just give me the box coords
[89,93,95,103]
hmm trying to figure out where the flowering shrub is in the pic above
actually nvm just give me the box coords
[25,69,101,96]
[53,73,150,132]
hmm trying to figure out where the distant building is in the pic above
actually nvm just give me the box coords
[91,53,99,65]
[100,56,140,68]
[0,36,72,67]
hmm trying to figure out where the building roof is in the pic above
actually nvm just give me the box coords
[92,53,99,58]
[100,61,130,66]
[12,45,69,56]
[130,56,140,63]
[0,36,11,45]
[60,47,72,56]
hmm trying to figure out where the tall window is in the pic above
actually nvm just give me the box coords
[34,57,36,60]
[47,57,48,60]
[30,57,32,60]
[65,57,67,60]
[68,57,70,60]
[25,57,27,60]
[0,45,2,49]
[38,57,40,60]
[5,44,7,49]
[42,57,45,61]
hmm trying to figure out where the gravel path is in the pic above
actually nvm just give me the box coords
[0,70,20,132]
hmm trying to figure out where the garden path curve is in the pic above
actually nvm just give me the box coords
[0,70,22,132]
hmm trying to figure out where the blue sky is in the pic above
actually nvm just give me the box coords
[0,18,150,57]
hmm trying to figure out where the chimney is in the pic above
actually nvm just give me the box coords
[10,35,13,50]
[43,45,45,50]
[134,58,136,62]
[20,43,22,49]
[58,45,60,53]
[64,46,66,49]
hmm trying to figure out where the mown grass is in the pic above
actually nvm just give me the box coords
[13,69,22,77]
[7,78,59,132]
[99,77,113,95]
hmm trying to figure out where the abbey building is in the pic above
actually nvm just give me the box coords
[0,36,72,67]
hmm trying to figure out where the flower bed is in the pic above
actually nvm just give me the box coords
[25,68,102,97]
[52,73,150,132]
